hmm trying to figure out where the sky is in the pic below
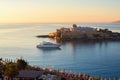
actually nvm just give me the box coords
[0,0,120,23]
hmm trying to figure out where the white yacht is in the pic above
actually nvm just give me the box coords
[37,41,60,48]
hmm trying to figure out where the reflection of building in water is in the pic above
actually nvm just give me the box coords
[69,41,76,54]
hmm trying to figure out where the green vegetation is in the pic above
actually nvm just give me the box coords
[4,62,19,80]
[61,77,66,80]
[0,58,107,80]
[16,58,28,70]
[0,58,28,80]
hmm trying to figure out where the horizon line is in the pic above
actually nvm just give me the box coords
[0,22,117,25]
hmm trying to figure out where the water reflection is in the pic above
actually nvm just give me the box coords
[53,38,120,54]
[54,39,120,78]
[37,47,61,53]
[55,38,120,46]
[1,23,120,78]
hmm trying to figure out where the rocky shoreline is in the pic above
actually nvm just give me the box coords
[0,58,105,80]
[37,24,120,41]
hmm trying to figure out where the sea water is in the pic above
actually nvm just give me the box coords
[0,23,120,78]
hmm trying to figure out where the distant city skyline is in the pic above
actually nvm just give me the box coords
[0,0,120,24]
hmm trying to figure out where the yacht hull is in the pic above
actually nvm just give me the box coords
[36,45,60,48]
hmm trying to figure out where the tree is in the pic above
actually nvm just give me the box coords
[16,58,28,70]
[61,77,66,80]
[104,29,108,32]
[0,58,5,73]
[4,62,19,80]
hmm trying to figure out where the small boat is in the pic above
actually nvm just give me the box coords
[37,41,60,48]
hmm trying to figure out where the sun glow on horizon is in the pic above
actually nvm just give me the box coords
[0,0,120,24]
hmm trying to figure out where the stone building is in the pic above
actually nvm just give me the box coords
[70,24,97,32]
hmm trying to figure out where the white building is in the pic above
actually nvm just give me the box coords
[70,24,97,32]
[60,27,70,32]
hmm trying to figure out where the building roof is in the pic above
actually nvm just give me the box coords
[16,70,43,79]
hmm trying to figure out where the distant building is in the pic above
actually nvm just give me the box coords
[70,24,97,32]
[51,24,112,39]
[48,24,120,40]
[59,27,70,33]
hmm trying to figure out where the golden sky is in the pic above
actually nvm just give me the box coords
[0,0,120,23]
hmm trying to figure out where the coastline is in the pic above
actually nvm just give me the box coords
[0,58,103,80]
[1,23,120,79]
[37,24,120,41]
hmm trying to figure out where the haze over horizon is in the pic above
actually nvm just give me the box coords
[0,0,120,24]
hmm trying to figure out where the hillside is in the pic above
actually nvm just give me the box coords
[113,20,120,23]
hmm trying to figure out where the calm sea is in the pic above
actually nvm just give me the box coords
[0,23,120,78]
